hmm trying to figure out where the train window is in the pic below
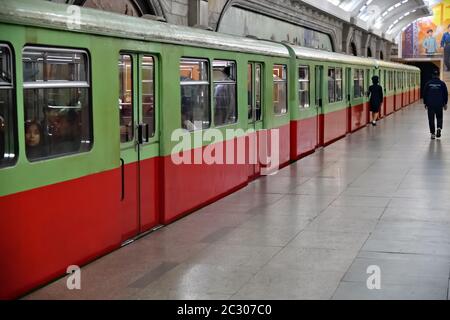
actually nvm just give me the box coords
[336,68,343,101]
[298,66,310,108]
[0,44,17,168]
[273,64,287,114]
[248,63,263,122]
[142,55,155,138]
[119,54,134,143]
[255,64,262,121]
[392,72,395,90]
[328,69,335,103]
[180,58,210,131]
[389,71,394,91]
[353,69,364,98]
[248,64,253,120]
[213,60,237,126]
[397,72,403,89]
[22,47,92,161]
[328,67,343,103]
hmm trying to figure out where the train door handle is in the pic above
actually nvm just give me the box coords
[120,158,125,201]
[138,124,143,145]
[137,123,149,144]
[145,123,150,143]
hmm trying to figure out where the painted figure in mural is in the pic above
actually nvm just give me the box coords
[440,25,450,71]
[423,29,438,55]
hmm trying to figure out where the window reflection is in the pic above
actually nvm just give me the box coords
[119,54,133,143]
[299,66,310,108]
[273,64,287,114]
[213,60,237,126]
[0,44,17,168]
[23,47,92,161]
[180,58,210,131]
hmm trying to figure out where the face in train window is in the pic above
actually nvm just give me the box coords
[180,58,210,131]
[22,47,92,161]
[0,44,17,168]
[273,64,287,114]
[213,60,237,126]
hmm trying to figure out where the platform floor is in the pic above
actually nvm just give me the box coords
[26,103,450,300]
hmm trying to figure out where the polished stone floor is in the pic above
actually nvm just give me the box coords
[26,103,450,300]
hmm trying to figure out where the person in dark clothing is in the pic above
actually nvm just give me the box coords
[441,25,450,71]
[423,69,448,139]
[368,76,384,126]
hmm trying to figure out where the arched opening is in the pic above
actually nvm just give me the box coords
[407,62,439,98]
[217,2,336,52]
[61,0,161,17]
[367,47,372,57]
[379,51,384,60]
[350,42,357,56]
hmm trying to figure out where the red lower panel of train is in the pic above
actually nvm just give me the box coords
[323,108,348,145]
[290,116,317,160]
[349,103,369,132]
[0,169,123,300]
[385,95,395,115]
[162,125,290,224]
[395,93,403,111]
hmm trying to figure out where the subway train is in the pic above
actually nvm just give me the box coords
[0,0,420,299]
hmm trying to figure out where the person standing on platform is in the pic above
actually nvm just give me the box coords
[368,76,383,126]
[441,25,450,71]
[423,69,448,140]
[424,29,438,56]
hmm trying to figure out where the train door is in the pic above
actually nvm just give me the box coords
[393,71,396,110]
[345,67,352,133]
[410,73,414,103]
[119,53,160,242]
[395,71,402,110]
[404,72,407,106]
[315,65,324,147]
[247,62,263,179]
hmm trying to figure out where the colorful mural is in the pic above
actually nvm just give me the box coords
[403,0,450,58]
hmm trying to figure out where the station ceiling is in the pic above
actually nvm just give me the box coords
[301,0,437,41]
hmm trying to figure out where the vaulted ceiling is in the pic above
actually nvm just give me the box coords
[300,0,436,41]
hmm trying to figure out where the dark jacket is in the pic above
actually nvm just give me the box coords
[423,78,448,109]
[368,84,384,107]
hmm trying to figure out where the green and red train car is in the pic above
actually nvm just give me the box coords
[0,0,420,299]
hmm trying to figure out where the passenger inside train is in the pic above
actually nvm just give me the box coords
[45,108,82,155]
[213,62,237,126]
[25,120,44,159]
